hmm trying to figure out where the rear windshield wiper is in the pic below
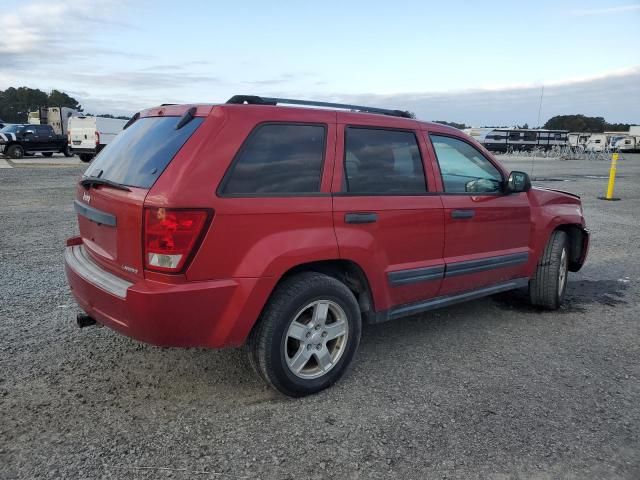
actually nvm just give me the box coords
[80,177,131,191]
[175,106,197,130]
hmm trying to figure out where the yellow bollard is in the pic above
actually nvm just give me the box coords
[598,152,621,201]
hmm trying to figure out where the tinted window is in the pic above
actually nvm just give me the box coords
[509,132,521,140]
[84,116,203,188]
[430,135,503,193]
[344,128,426,194]
[36,125,51,134]
[221,124,325,195]
[1,125,24,133]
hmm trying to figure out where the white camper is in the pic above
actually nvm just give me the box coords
[614,135,640,152]
[479,128,568,152]
[463,127,494,143]
[568,132,591,149]
[68,116,128,162]
[28,107,79,136]
[584,133,607,152]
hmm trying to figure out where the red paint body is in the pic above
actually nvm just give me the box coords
[65,104,588,347]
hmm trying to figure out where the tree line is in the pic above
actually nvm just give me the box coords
[0,86,129,123]
[543,115,632,133]
[2,87,632,131]
[463,116,633,132]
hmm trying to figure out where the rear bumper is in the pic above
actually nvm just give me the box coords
[70,147,95,155]
[64,243,272,348]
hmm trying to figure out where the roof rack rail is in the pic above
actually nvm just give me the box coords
[226,95,413,119]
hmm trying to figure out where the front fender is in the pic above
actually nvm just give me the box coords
[527,205,587,275]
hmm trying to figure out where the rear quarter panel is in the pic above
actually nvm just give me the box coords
[146,106,340,281]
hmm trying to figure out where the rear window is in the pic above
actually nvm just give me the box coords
[344,127,427,194]
[84,116,203,188]
[220,123,326,195]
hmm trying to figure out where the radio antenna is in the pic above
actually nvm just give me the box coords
[532,85,545,177]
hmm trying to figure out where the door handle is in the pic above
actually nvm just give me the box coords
[345,212,378,224]
[451,209,475,219]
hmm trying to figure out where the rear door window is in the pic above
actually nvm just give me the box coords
[220,123,326,195]
[84,116,203,188]
[343,127,427,194]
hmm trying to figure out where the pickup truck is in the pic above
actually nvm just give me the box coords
[0,124,73,159]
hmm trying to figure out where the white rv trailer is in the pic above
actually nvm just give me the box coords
[613,136,640,152]
[479,128,568,152]
[607,134,627,150]
[28,107,79,136]
[463,127,494,143]
[568,132,592,149]
[67,116,128,162]
[584,133,608,152]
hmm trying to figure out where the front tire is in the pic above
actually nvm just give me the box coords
[529,230,569,310]
[248,272,362,397]
[7,144,25,159]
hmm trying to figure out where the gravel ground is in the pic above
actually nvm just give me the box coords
[1,154,639,479]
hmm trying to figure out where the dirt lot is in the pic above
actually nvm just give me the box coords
[1,154,639,479]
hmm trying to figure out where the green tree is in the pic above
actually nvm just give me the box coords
[0,86,83,122]
[544,115,606,132]
[47,89,83,111]
[0,87,48,122]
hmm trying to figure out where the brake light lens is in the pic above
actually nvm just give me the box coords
[67,131,71,145]
[95,131,100,146]
[143,207,210,272]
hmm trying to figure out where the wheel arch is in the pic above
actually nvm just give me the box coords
[277,259,376,321]
[4,141,23,151]
[553,223,589,272]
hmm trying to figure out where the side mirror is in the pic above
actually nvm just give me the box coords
[506,171,531,193]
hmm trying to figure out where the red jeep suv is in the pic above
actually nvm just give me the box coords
[65,96,589,396]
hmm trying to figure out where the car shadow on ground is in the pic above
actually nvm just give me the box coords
[492,278,628,313]
[71,278,629,405]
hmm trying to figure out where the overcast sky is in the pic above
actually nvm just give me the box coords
[1,0,638,126]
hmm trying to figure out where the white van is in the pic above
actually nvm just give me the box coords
[68,116,128,162]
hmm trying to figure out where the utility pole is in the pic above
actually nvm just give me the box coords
[536,85,544,128]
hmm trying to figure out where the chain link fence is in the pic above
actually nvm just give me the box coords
[494,146,614,161]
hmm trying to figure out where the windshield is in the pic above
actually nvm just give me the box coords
[1,125,24,133]
[84,116,204,189]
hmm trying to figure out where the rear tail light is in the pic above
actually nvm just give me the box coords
[67,131,71,145]
[143,207,211,273]
[95,131,100,146]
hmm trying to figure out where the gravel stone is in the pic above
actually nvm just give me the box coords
[1,154,639,479]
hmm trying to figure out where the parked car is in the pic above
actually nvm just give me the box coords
[64,96,589,397]
[68,116,129,162]
[0,123,72,158]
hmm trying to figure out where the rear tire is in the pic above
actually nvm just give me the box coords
[529,230,569,310]
[7,144,24,159]
[79,154,93,163]
[248,272,361,397]
[62,145,72,157]
[42,152,53,157]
